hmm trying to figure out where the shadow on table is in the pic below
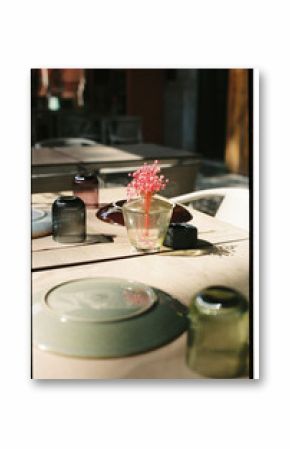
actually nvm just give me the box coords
[85,233,116,244]
[161,239,236,258]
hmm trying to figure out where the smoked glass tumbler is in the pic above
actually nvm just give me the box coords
[52,196,86,243]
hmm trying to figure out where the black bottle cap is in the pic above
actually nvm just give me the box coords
[164,223,198,249]
[74,170,99,183]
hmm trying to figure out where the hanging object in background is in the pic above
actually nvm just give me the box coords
[186,286,249,378]
[73,169,99,208]
[52,196,86,243]
[38,68,86,109]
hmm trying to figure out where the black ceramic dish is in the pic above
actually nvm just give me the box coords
[96,200,192,226]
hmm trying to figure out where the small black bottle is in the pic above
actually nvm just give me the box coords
[73,170,99,208]
[52,196,86,243]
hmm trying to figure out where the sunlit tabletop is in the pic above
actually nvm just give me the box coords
[32,187,249,379]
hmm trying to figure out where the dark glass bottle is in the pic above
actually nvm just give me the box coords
[52,196,86,243]
[186,286,249,378]
[73,170,99,208]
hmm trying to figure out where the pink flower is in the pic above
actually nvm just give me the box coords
[127,160,169,199]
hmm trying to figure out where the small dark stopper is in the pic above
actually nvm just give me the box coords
[164,223,198,249]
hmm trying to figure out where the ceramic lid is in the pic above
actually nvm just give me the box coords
[32,208,52,238]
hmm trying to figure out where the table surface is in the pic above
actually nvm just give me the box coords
[32,187,250,379]
[32,187,248,270]
[32,143,197,167]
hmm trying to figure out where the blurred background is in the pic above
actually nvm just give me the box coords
[31,68,251,211]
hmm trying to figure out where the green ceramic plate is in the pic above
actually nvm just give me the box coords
[33,277,188,358]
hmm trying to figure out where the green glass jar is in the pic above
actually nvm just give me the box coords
[186,286,249,378]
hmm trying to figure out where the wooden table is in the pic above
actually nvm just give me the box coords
[32,143,200,196]
[32,143,197,169]
[32,188,250,379]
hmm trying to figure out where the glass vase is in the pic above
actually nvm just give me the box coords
[122,195,173,251]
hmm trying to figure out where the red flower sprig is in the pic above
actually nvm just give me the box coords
[127,160,169,199]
